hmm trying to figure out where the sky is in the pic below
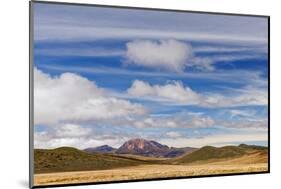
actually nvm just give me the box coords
[33,2,269,149]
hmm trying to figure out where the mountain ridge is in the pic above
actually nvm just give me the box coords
[81,139,268,159]
[84,138,197,158]
[84,145,116,154]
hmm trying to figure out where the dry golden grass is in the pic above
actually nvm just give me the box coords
[34,159,268,186]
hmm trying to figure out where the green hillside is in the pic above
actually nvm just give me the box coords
[34,147,149,174]
[238,144,268,151]
[173,144,268,164]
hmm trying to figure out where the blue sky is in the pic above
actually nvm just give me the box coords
[33,2,268,149]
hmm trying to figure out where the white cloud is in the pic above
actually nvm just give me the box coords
[127,80,267,108]
[128,80,200,105]
[34,68,147,125]
[127,109,266,130]
[34,123,132,149]
[35,131,127,149]
[34,112,267,149]
[55,124,91,138]
[125,39,193,72]
[201,86,268,108]
[166,131,182,138]
[190,116,215,128]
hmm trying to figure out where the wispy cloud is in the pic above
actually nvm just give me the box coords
[193,45,267,54]
[159,133,268,148]
[229,109,257,118]
[34,3,268,45]
[35,41,267,58]
[36,39,267,71]
[38,64,267,86]
[36,47,124,57]
[35,25,268,45]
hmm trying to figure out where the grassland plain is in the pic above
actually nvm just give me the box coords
[34,162,268,186]
[34,144,268,186]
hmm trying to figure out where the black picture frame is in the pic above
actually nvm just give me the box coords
[29,1,270,188]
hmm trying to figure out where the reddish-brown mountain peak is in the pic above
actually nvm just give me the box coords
[116,138,170,156]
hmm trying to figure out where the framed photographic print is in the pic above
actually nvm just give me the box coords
[29,1,270,188]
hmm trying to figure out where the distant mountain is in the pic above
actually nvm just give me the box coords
[34,147,147,174]
[115,138,196,158]
[84,145,116,154]
[116,138,168,157]
[164,147,197,158]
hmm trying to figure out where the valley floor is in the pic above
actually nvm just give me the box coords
[34,162,268,186]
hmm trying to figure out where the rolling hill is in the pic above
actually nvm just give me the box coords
[34,147,149,174]
[34,143,268,174]
[172,144,268,164]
